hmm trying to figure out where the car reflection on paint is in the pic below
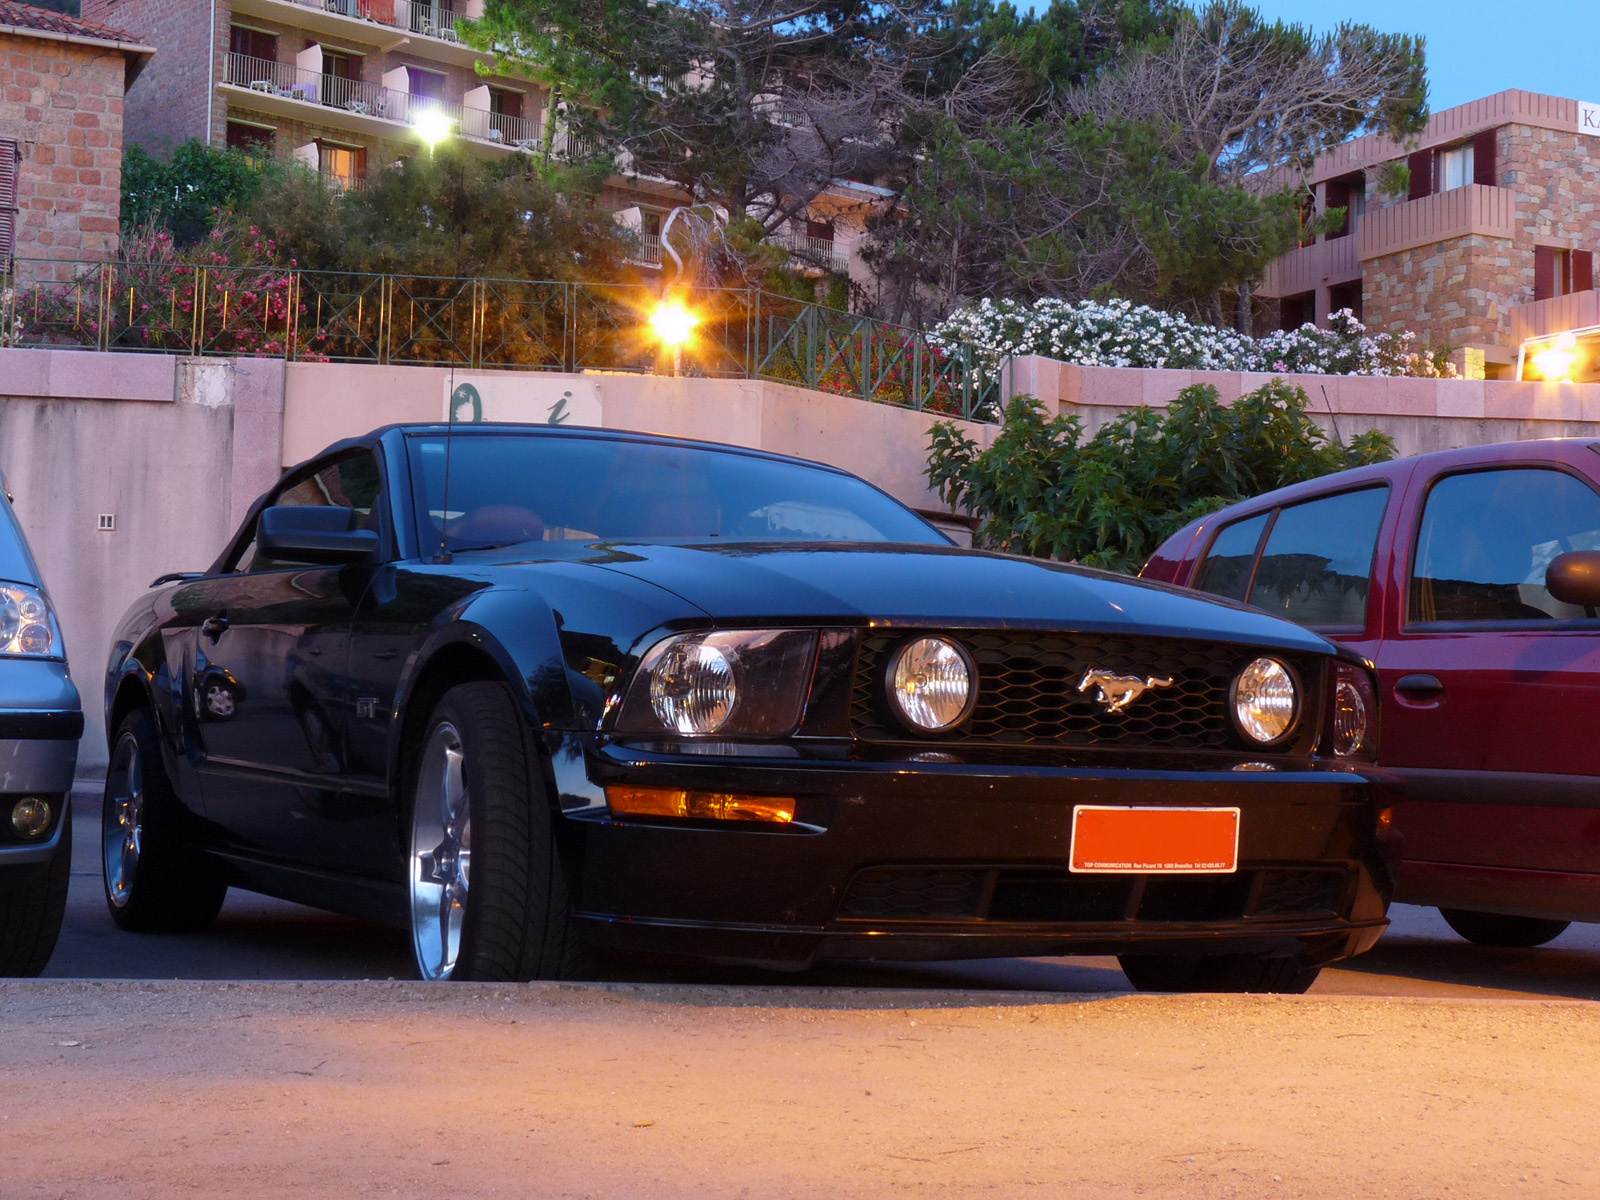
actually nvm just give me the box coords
[104,424,1399,992]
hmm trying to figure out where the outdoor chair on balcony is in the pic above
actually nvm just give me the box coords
[288,82,319,103]
[345,99,371,115]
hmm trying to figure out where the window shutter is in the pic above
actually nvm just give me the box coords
[0,139,17,261]
[1407,149,1433,200]
[1576,250,1595,294]
[1473,129,1498,186]
[1535,245,1556,301]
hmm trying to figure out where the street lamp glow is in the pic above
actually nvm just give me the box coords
[650,300,699,347]
[1533,331,1579,381]
[415,108,453,153]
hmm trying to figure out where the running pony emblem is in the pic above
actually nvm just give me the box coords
[1077,669,1176,713]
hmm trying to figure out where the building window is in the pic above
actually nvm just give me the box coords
[1437,142,1475,192]
[1324,175,1365,239]
[407,67,448,101]
[229,25,278,63]
[806,219,835,243]
[319,142,366,191]
[488,87,524,140]
[226,122,274,161]
[320,49,364,109]
[641,210,663,238]
[1535,246,1594,300]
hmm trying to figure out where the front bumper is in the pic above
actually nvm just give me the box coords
[552,736,1401,970]
[0,662,83,882]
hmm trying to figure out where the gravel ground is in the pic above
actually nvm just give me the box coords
[2,980,1597,1199]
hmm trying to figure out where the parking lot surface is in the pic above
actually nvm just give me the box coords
[12,785,1600,1199]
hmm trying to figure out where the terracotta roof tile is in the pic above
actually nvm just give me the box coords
[0,1,147,46]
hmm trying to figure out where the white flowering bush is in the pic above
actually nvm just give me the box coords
[935,298,1456,384]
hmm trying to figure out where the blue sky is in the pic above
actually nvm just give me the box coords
[1027,2,1594,113]
[1240,1,1593,111]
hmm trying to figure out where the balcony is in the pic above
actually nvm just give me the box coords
[231,0,492,70]
[782,233,851,273]
[1357,184,1516,261]
[223,52,555,155]
[1257,236,1361,299]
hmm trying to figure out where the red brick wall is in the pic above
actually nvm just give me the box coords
[0,31,128,263]
[83,0,228,155]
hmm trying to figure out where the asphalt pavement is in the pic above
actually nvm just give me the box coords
[44,782,1600,999]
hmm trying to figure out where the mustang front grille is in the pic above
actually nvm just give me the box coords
[850,631,1309,750]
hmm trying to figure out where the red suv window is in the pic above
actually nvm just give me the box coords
[1194,486,1389,629]
[1409,468,1600,623]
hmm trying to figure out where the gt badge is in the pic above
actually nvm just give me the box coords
[1077,669,1176,713]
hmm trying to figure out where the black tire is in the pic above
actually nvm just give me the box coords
[0,804,71,976]
[1118,951,1321,994]
[102,707,228,932]
[1438,908,1570,948]
[406,682,588,982]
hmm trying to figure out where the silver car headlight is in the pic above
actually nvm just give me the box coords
[886,636,976,734]
[0,584,60,658]
[1231,656,1298,745]
[614,629,818,737]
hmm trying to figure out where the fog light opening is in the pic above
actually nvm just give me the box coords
[606,785,794,825]
[11,797,53,838]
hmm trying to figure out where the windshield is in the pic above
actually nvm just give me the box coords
[0,498,38,585]
[406,432,946,554]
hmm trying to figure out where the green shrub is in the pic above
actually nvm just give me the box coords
[928,379,1396,573]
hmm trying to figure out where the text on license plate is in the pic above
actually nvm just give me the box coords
[1069,805,1240,874]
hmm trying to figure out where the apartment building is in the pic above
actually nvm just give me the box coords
[80,0,877,288]
[1257,90,1600,379]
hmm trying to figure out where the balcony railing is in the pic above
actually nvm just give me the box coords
[782,233,851,272]
[0,262,1002,420]
[225,52,569,155]
[263,0,465,45]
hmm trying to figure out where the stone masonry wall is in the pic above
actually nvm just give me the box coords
[83,0,227,156]
[1359,123,1600,361]
[0,31,128,266]
[1363,234,1514,349]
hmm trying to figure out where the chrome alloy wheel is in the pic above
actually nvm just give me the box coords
[410,721,472,981]
[104,731,144,908]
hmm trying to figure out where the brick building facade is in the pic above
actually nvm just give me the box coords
[0,2,152,267]
[1257,91,1600,380]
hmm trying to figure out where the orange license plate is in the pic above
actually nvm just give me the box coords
[1069,806,1239,874]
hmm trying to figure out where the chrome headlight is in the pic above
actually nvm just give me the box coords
[1231,656,1298,745]
[614,629,818,737]
[886,636,976,734]
[0,584,60,658]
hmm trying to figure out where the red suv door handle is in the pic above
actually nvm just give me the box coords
[1395,673,1444,696]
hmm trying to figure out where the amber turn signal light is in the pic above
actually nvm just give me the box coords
[1377,806,1394,832]
[606,785,794,824]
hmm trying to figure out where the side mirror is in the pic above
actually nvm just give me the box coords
[1546,550,1600,608]
[257,506,379,566]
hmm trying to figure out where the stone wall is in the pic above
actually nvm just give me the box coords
[1362,233,1514,350]
[0,31,129,266]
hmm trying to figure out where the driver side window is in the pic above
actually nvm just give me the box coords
[232,451,384,573]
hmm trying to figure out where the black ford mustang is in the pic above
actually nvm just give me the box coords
[103,424,1398,991]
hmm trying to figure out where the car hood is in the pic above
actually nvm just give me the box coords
[555,541,1334,656]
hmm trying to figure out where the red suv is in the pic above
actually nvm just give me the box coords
[1144,439,1600,949]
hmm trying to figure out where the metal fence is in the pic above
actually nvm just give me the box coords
[0,260,1000,419]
